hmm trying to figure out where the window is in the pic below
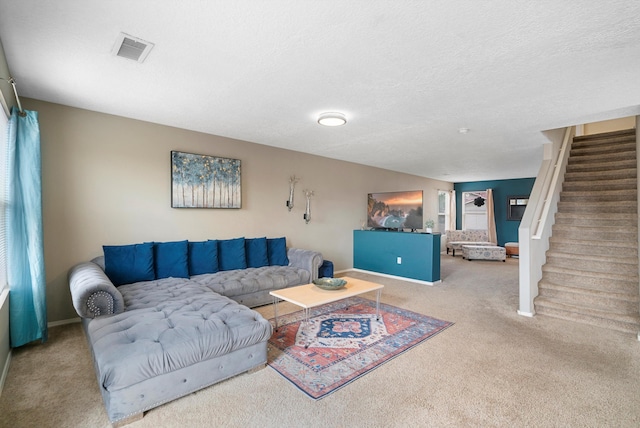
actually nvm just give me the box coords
[0,109,7,293]
[462,191,487,230]
[507,195,528,221]
[437,190,450,232]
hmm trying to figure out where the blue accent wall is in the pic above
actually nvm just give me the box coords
[454,178,535,245]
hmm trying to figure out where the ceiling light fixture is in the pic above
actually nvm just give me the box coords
[318,112,347,127]
[458,127,470,134]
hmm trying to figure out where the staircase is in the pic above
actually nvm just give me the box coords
[534,128,640,335]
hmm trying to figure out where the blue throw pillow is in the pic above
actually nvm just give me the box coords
[245,237,269,268]
[218,237,247,271]
[188,240,219,275]
[103,243,155,286]
[267,237,289,266]
[154,240,189,279]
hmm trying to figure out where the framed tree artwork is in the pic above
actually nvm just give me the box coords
[171,151,241,208]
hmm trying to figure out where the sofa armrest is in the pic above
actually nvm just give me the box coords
[69,261,125,318]
[287,248,323,282]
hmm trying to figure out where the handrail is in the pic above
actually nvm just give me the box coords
[532,126,575,238]
[518,125,574,316]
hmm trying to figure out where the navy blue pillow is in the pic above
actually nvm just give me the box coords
[103,243,155,286]
[154,240,189,279]
[245,237,269,268]
[267,237,289,266]
[218,237,247,271]
[188,240,219,275]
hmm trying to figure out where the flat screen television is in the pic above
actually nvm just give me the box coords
[367,190,423,231]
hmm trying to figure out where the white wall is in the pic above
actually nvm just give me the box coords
[26,98,452,322]
[0,290,9,395]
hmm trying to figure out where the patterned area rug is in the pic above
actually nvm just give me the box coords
[268,296,454,400]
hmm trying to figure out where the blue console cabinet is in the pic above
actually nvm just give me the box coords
[353,230,441,283]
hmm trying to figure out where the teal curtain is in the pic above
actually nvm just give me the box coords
[7,108,47,347]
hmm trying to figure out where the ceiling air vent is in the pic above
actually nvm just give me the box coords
[112,33,154,63]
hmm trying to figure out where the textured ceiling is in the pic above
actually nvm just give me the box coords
[1,1,639,182]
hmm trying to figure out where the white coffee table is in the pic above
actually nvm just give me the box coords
[269,276,384,333]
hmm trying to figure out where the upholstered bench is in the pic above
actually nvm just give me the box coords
[462,245,506,262]
[446,230,496,256]
[505,242,519,257]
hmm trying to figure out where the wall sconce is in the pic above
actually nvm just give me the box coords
[303,189,314,224]
[286,175,299,211]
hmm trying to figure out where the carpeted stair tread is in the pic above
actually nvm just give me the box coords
[541,265,638,293]
[551,222,638,231]
[541,263,638,281]
[570,141,636,158]
[572,128,636,143]
[571,135,636,149]
[534,297,640,334]
[549,236,638,248]
[568,149,636,164]
[562,177,637,192]
[538,280,639,301]
[552,222,638,231]
[557,200,637,214]
[538,281,640,314]
[559,188,637,202]
[551,224,637,241]
[548,237,638,258]
[554,212,638,227]
[545,248,638,262]
[565,158,637,173]
[564,168,637,182]
[545,250,638,270]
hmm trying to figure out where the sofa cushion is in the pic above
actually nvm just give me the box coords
[188,240,219,276]
[267,237,289,266]
[218,237,247,271]
[191,265,310,297]
[245,237,269,268]
[103,243,155,286]
[154,240,189,279]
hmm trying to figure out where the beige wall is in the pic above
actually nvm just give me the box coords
[25,98,452,322]
[0,38,17,116]
[583,116,636,135]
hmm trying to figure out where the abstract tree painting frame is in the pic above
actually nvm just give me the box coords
[171,151,241,208]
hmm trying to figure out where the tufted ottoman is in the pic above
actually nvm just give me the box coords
[462,245,506,262]
[85,278,272,424]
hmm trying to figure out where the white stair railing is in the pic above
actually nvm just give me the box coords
[518,126,574,316]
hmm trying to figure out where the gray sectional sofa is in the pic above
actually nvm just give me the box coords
[69,237,322,425]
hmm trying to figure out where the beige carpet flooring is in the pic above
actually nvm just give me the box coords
[1,255,639,427]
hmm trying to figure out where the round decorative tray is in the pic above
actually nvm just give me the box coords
[313,278,347,290]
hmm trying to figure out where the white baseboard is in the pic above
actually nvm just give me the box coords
[347,268,441,286]
[517,310,535,317]
[0,349,10,398]
[48,317,81,328]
